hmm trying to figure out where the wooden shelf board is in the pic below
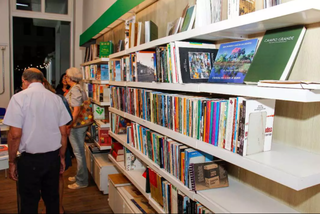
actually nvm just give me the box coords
[90,98,110,106]
[80,58,109,66]
[94,140,111,151]
[109,107,320,191]
[94,119,110,128]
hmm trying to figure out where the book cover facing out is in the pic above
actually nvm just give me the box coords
[244,26,306,83]
[136,51,156,82]
[192,161,229,191]
[99,41,113,58]
[100,64,109,81]
[208,39,259,83]
[179,47,218,83]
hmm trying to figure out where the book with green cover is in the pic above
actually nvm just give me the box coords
[244,26,306,83]
[99,41,113,58]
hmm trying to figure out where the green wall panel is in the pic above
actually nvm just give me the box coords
[80,0,144,46]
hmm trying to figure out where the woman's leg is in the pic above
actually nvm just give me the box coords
[68,126,88,186]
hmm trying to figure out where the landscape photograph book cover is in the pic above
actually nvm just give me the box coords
[208,38,259,83]
[175,41,217,83]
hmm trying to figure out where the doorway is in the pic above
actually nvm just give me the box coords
[12,17,71,92]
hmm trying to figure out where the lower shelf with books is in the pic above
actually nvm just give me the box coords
[108,107,320,191]
[109,131,194,199]
[108,154,165,214]
[108,131,297,213]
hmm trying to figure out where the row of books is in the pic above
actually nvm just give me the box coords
[83,83,110,103]
[110,86,276,156]
[109,25,305,84]
[146,167,213,213]
[81,64,109,81]
[126,120,229,191]
[83,41,113,62]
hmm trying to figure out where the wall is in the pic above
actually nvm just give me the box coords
[0,0,11,108]
[74,0,84,70]
[82,0,116,32]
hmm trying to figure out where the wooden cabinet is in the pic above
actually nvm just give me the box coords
[84,143,118,194]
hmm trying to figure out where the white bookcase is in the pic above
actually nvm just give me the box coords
[82,0,320,212]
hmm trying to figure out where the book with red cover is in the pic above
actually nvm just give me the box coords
[112,141,124,155]
[112,150,124,161]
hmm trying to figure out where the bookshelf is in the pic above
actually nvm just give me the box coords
[109,107,320,191]
[108,131,297,213]
[81,0,320,212]
[108,154,165,214]
[92,80,109,84]
[109,81,320,102]
[109,0,320,59]
[80,57,109,66]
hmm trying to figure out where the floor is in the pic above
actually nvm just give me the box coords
[0,158,113,213]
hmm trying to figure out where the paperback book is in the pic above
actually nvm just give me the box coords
[208,38,259,83]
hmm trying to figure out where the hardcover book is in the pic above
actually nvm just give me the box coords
[145,20,158,43]
[175,41,218,83]
[244,26,306,83]
[208,38,259,83]
[239,0,256,16]
[99,41,113,58]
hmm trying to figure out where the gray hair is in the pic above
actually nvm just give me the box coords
[66,67,82,82]
[22,68,44,82]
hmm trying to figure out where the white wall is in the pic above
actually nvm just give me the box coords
[74,0,84,69]
[0,0,11,108]
[82,0,116,32]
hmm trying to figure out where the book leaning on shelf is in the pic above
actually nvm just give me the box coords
[244,25,306,84]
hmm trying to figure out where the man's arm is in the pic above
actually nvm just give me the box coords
[59,125,67,174]
[7,126,22,181]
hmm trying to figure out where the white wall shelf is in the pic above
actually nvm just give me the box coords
[108,81,320,102]
[94,140,111,150]
[108,132,297,213]
[109,107,320,191]
[109,0,320,60]
[108,154,165,213]
[94,119,110,128]
[80,58,109,66]
[90,98,110,106]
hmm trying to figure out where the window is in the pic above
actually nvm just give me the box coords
[16,0,41,12]
[45,0,68,14]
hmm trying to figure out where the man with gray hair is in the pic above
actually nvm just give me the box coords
[3,68,71,213]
